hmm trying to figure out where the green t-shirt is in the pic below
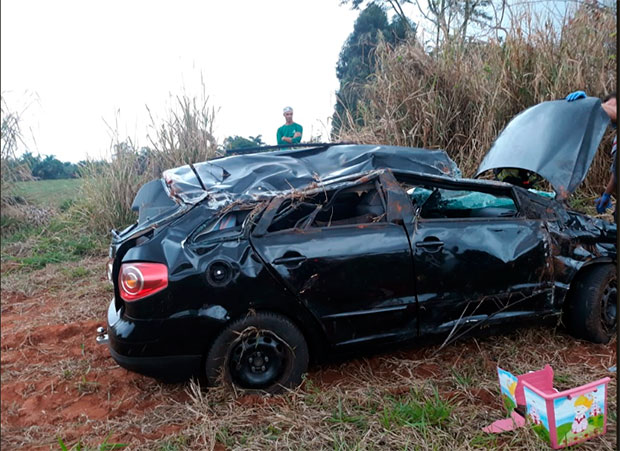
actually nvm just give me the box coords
[277,122,303,146]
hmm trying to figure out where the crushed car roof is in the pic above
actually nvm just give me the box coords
[476,97,610,197]
[163,144,460,206]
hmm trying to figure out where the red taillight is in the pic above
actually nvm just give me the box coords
[118,263,168,302]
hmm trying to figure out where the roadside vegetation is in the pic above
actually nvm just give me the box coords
[0,1,617,449]
[334,1,616,197]
[13,178,81,209]
[74,86,218,236]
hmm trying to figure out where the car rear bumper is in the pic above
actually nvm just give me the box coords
[106,298,202,382]
[108,346,201,382]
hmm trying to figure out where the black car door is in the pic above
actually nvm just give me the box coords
[406,182,554,336]
[250,173,417,348]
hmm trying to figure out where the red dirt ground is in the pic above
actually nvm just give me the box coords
[1,289,617,449]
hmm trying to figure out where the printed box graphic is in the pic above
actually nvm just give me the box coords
[497,365,609,449]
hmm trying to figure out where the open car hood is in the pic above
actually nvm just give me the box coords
[163,144,459,206]
[476,98,610,197]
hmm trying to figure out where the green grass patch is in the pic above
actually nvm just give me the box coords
[13,178,82,209]
[380,388,453,431]
[469,432,500,448]
[2,178,108,271]
[450,367,473,388]
[328,398,369,430]
[57,432,127,450]
[0,215,35,237]
[331,433,365,451]
[215,427,235,448]
[1,215,105,271]
[156,435,190,451]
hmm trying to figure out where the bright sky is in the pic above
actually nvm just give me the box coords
[1,1,578,164]
[1,0,363,162]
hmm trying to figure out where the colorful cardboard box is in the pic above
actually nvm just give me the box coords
[497,365,609,448]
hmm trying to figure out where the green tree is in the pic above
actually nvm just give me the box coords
[27,154,79,179]
[332,3,414,136]
[19,151,40,171]
[341,0,415,32]
[223,135,264,150]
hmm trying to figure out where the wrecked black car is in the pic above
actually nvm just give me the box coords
[100,98,616,392]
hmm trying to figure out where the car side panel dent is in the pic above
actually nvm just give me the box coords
[413,217,554,334]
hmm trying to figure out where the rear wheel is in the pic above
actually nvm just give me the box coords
[205,312,308,393]
[564,264,617,343]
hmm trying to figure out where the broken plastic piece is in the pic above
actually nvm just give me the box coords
[483,411,526,433]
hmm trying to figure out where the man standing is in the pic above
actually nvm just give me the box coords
[277,106,303,146]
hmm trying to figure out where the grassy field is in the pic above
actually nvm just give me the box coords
[2,178,105,272]
[13,178,82,210]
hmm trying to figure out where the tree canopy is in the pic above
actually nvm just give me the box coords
[223,135,264,150]
[332,3,414,136]
[8,152,81,180]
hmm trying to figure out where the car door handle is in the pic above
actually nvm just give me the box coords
[273,253,307,268]
[416,239,444,251]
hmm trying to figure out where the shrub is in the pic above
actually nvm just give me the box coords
[336,3,616,195]
[1,96,32,210]
[75,89,218,235]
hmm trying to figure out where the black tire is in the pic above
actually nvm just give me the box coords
[564,264,617,343]
[205,312,309,394]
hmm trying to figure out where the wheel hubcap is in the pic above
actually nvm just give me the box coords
[229,331,287,389]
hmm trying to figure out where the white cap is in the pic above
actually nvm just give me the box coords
[283,106,293,113]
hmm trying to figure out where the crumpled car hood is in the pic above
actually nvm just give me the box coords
[163,144,460,206]
[476,98,610,197]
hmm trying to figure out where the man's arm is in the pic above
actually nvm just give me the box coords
[602,102,617,122]
[605,173,617,195]
[291,125,303,144]
[277,127,291,145]
[595,158,617,213]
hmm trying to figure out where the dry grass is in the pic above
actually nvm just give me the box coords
[337,3,616,196]
[1,256,110,316]
[75,85,219,235]
[129,328,616,450]
[1,95,32,210]
[1,255,616,450]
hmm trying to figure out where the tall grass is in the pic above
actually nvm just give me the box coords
[1,96,32,209]
[76,88,218,235]
[337,3,616,195]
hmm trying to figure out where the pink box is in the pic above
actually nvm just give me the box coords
[497,365,610,448]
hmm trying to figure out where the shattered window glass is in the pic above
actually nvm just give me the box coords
[404,186,517,219]
[192,210,251,243]
[266,184,386,233]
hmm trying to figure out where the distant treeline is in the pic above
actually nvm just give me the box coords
[6,133,266,181]
[4,152,109,180]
